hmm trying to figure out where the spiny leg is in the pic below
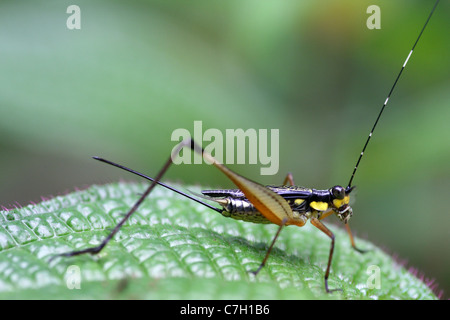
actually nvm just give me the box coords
[310,217,341,293]
[345,223,368,254]
[249,217,288,276]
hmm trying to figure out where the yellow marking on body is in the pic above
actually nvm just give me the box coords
[294,199,305,206]
[310,201,328,211]
[333,195,350,209]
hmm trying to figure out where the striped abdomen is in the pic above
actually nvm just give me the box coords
[217,197,272,224]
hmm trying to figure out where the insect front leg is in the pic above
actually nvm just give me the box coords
[310,217,341,293]
[345,224,368,254]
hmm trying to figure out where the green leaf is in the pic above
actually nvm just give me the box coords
[0,183,437,300]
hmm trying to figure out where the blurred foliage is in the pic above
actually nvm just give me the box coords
[0,183,438,299]
[0,0,448,297]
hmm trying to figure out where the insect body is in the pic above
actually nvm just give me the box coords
[52,0,440,293]
[204,184,354,226]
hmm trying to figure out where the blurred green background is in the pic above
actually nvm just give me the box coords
[0,0,448,297]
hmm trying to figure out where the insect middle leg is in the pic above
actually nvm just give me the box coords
[249,217,288,276]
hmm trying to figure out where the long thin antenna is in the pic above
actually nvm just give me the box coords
[347,0,440,188]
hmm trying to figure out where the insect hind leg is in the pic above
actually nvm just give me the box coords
[51,138,202,261]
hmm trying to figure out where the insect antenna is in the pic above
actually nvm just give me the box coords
[92,156,223,213]
[347,0,440,188]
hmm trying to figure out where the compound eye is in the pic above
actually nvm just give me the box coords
[332,186,345,200]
